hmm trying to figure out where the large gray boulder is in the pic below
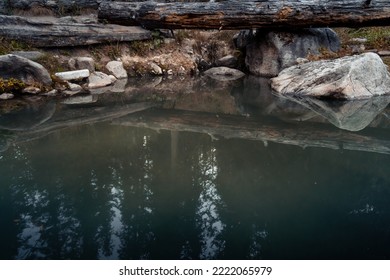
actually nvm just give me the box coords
[0,54,52,85]
[245,28,340,77]
[271,52,390,100]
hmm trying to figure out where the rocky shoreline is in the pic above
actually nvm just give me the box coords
[1,4,390,107]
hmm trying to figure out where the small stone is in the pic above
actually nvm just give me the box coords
[68,57,95,72]
[106,61,128,79]
[167,69,174,75]
[109,75,117,83]
[0,93,14,100]
[178,66,186,76]
[378,50,390,56]
[149,62,163,75]
[216,55,238,68]
[22,86,41,94]
[351,38,368,43]
[88,72,112,89]
[55,69,90,81]
[67,82,83,92]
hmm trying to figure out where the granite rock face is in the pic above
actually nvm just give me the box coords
[0,54,52,85]
[271,52,390,100]
[245,28,340,77]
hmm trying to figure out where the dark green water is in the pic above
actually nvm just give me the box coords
[0,77,389,260]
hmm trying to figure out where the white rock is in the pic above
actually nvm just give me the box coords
[106,61,128,79]
[22,86,41,94]
[0,93,14,100]
[271,52,390,100]
[67,82,83,92]
[149,62,163,75]
[55,69,90,81]
[88,72,112,89]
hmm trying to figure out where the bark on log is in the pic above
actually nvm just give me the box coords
[98,0,390,29]
[0,15,151,47]
[1,0,99,15]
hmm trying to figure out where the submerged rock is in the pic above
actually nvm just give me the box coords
[271,53,390,100]
[62,95,98,105]
[245,28,340,77]
[0,93,14,100]
[0,54,52,85]
[204,67,245,81]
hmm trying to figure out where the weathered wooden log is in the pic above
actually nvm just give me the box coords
[1,0,99,15]
[98,0,390,29]
[0,15,151,47]
[114,109,390,155]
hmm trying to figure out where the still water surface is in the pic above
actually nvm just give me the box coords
[0,77,389,260]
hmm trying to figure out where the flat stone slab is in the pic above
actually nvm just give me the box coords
[55,69,90,81]
[0,15,151,47]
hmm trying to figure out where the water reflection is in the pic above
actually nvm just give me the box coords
[278,94,390,131]
[0,77,389,260]
[195,148,225,259]
[0,122,388,260]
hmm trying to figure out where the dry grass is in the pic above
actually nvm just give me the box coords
[334,27,390,50]
[13,5,55,17]
[0,37,31,55]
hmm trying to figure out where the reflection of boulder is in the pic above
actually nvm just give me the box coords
[281,95,390,131]
[232,75,322,121]
[0,131,14,153]
[0,101,56,131]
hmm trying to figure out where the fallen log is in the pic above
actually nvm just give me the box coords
[0,0,99,15]
[114,109,390,155]
[0,15,151,47]
[98,0,390,29]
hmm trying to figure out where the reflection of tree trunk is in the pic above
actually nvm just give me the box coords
[115,109,390,155]
[171,130,178,173]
